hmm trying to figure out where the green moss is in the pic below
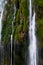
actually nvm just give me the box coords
[12,0,19,4]
[14,0,28,42]
[2,1,14,44]
[14,33,21,42]
[15,9,20,23]
[35,0,43,47]
[16,24,23,33]
[37,19,43,41]
[36,0,43,7]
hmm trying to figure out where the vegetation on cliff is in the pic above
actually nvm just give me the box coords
[1,0,43,65]
[2,0,28,44]
[35,0,43,47]
[1,0,28,65]
[14,0,28,42]
[2,0,14,44]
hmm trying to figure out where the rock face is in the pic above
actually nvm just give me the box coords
[13,32,29,65]
[4,42,11,65]
[38,47,43,65]
[35,0,43,65]
[0,45,4,65]
[1,0,43,65]
[1,0,28,65]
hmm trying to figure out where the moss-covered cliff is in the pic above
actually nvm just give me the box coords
[2,0,14,44]
[1,0,14,65]
[13,0,28,43]
[1,0,43,65]
[35,0,43,47]
[35,0,43,65]
[2,0,28,65]
[2,0,28,44]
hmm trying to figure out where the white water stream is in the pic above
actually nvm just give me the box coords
[29,0,37,65]
[0,0,4,43]
[11,4,16,65]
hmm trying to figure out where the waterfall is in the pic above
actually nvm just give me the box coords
[11,35,13,65]
[29,0,37,65]
[11,4,16,65]
[0,0,4,43]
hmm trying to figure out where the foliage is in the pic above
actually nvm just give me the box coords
[37,19,43,41]
[35,0,43,7]
[2,0,28,43]
[2,0,14,44]
[14,0,28,42]
[36,0,43,47]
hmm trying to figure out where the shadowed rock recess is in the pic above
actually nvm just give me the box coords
[1,0,43,65]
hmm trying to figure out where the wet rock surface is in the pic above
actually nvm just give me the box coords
[0,45,4,65]
[38,47,43,65]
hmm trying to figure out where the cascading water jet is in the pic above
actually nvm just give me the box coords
[0,0,4,43]
[11,4,16,65]
[29,0,37,65]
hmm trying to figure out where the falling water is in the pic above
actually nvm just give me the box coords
[11,35,13,65]
[0,0,4,43]
[29,0,37,65]
[0,0,7,65]
[11,4,16,65]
